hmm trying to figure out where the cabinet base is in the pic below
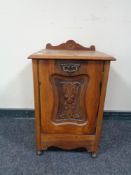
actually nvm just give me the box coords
[37,133,98,154]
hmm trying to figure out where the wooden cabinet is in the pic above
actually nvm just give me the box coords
[28,40,116,157]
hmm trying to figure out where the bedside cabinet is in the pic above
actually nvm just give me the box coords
[28,40,116,157]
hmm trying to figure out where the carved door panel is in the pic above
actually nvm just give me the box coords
[39,60,103,135]
[51,75,88,123]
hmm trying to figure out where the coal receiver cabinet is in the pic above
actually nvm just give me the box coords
[28,40,116,157]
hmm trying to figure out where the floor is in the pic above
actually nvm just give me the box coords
[0,118,131,175]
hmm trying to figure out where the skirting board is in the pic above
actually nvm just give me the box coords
[0,109,131,120]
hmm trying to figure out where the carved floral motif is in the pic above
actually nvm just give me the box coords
[57,81,81,119]
[52,75,88,122]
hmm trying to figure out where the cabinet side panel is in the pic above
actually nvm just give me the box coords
[32,60,41,151]
[39,60,55,134]
[94,61,110,152]
[84,61,103,133]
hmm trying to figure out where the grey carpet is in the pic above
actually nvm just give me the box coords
[0,118,131,175]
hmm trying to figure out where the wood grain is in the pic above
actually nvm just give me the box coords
[41,134,95,151]
[29,40,116,155]
[39,60,103,135]
[28,49,116,61]
[32,60,41,151]
[28,40,115,61]
[93,61,110,153]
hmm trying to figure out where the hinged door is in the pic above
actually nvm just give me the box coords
[39,60,103,135]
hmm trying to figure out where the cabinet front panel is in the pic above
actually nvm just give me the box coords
[39,60,103,134]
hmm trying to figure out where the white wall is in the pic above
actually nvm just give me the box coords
[0,0,131,110]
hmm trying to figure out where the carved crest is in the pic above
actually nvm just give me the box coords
[46,40,95,51]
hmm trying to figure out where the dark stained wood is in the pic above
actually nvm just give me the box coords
[46,40,96,51]
[51,75,88,122]
[29,40,116,156]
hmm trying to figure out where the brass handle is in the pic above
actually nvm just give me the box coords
[60,63,80,73]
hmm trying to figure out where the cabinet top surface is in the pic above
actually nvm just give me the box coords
[28,49,116,61]
[28,40,116,61]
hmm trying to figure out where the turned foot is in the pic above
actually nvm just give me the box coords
[91,152,97,158]
[36,150,43,156]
